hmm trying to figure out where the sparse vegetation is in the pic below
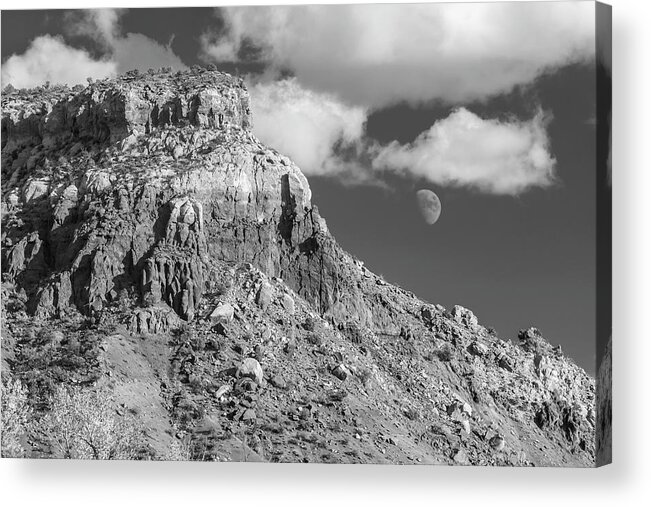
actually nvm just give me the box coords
[14,326,102,408]
[38,385,146,459]
[342,322,363,344]
[214,280,232,297]
[1,376,32,457]
[306,332,322,346]
[404,406,420,421]
[162,439,192,461]
[435,346,453,362]
[518,327,553,355]
[303,316,316,332]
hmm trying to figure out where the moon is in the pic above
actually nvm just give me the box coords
[416,189,442,225]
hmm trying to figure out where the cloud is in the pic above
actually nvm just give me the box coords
[1,9,185,89]
[372,108,556,195]
[249,79,556,194]
[204,2,595,107]
[65,8,124,48]
[1,35,116,88]
[111,33,185,74]
[66,9,185,74]
[249,78,368,177]
[1,8,560,196]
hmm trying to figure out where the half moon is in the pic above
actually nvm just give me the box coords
[416,189,442,225]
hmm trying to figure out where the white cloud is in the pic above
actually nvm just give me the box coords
[372,108,556,195]
[1,7,561,196]
[112,33,185,74]
[204,2,595,107]
[249,79,556,194]
[249,78,367,177]
[66,8,124,48]
[66,9,185,74]
[1,35,116,88]
[1,9,185,89]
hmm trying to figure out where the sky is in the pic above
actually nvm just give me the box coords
[0,3,608,374]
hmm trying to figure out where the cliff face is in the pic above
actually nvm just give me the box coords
[1,69,597,465]
[1,69,372,331]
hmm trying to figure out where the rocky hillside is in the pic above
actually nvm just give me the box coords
[1,68,597,465]
[596,336,612,465]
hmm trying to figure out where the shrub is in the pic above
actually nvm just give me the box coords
[1,376,32,457]
[162,439,192,461]
[188,332,207,351]
[423,350,436,362]
[213,277,232,297]
[306,332,322,346]
[404,407,420,421]
[518,327,553,355]
[303,316,316,332]
[435,346,453,362]
[342,322,363,345]
[188,375,206,394]
[38,385,145,459]
[171,392,204,427]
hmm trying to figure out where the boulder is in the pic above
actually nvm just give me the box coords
[468,341,488,356]
[241,408,256,421]
[281,293,295,315]
[332,364,351,381]
[489,435,506,452]
[452,449,469,464]
[214,385,231,398]
[237,357,264,384]
[211,303,235,323]
[256,281,273,310]
[461,401,473,417]
[269,375,287,389]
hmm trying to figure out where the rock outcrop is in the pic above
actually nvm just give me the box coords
[1,68,370,329]
[1,68,599,466]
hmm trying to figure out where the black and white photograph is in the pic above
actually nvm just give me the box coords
[1,1,612,468]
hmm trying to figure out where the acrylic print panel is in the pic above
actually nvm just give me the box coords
[0,2,611,466]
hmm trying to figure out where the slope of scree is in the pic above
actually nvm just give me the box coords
[1,67,596,465]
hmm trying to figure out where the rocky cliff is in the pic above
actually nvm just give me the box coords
[1,68,597,465]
